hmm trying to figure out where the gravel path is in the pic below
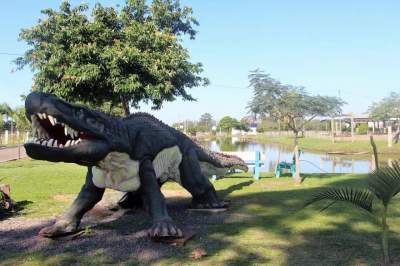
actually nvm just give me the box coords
[0,146,27,163]
[0,190,228,265]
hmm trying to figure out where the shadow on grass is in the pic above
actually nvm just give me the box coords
[219,180,254,199]
[1,176,399,265]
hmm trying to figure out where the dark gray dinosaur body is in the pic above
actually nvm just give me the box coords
[24,92,248,238]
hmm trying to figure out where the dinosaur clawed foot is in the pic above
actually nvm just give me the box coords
[149,220,183,239]
[39,219,79,238]
[190,187,228,209]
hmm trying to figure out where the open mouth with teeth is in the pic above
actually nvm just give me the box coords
[24,92,112,165]
[26,113,86,148]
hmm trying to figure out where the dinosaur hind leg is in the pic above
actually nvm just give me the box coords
[180,149,225,209]
[118,180,165,210]
[118,191,143,210]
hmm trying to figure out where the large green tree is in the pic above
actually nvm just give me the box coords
[218,116,239,133]
[197,112,214,132]
[12,107,31,132]
[0,103,12,118]
[247,69,344,183]
[16,0,208,116]
[0,103,13,132]
[369,92,400,121]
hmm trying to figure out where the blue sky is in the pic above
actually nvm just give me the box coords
[1,1,399,124]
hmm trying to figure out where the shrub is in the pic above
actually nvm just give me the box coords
[357,123,369,134]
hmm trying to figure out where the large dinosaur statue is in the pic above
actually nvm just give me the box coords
[23,92,248,239]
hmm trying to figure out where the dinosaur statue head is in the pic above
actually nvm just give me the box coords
[24,92,128,166]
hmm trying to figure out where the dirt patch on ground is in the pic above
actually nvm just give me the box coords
[0,189,226,265]
[52,194,75,202]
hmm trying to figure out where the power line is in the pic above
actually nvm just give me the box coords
[0,52,23,56]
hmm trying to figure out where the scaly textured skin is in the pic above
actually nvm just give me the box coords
[23,92,248,239]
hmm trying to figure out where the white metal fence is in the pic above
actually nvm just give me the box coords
[0,130,31,146]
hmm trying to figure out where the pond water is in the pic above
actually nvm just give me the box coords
[200,138,385,174]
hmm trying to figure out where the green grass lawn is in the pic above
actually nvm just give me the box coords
[1,159,400,265]
[247,135,400,156]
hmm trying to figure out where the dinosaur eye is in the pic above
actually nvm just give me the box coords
[74,108,85,119]
[87,117,104,132]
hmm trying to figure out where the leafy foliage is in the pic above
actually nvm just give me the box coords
[369,92,400,121]
[197,113,214,132]
[218,116,239,132]
[0,103,12,116]
[367,161,400,206]
[357,123,369,135]
[247,69,344,135]
[304,160,400,263]
[304,187,373,212]
[16,0,208,116]
[11,107,31,132]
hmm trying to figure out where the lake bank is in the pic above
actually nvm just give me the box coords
[240,135,400,156]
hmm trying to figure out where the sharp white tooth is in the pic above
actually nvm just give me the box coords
[37,113,43,119]
[42,140,48,146]
[59,144,64,148]
[48,115,55,126]
[72,140,77,145]
[47,139,54,147]
[65,140,71,147]
[53,140,58,147]
[64,126,68,136]
[54,117,58,124]
[74,131,78,138]
[42,113,47,119]
[76,138,81,144]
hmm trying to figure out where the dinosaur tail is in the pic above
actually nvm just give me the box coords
[195,145,249,173]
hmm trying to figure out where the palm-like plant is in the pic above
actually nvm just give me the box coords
[303,161,400,263]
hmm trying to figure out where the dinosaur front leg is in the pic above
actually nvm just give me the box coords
[39,167,105,237]
[180,149,225,209]
[139,159,182,238]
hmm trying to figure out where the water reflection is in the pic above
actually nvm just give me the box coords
[199,138,391,174]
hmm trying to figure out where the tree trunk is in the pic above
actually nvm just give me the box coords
[294,133,301,184]
[388,125,392,148]
[122,100,130,117]
[331,118,335,143]
[351,116,354,143]
[370,136,379,170]
[278,120,281,136]
[382,205,390,264]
